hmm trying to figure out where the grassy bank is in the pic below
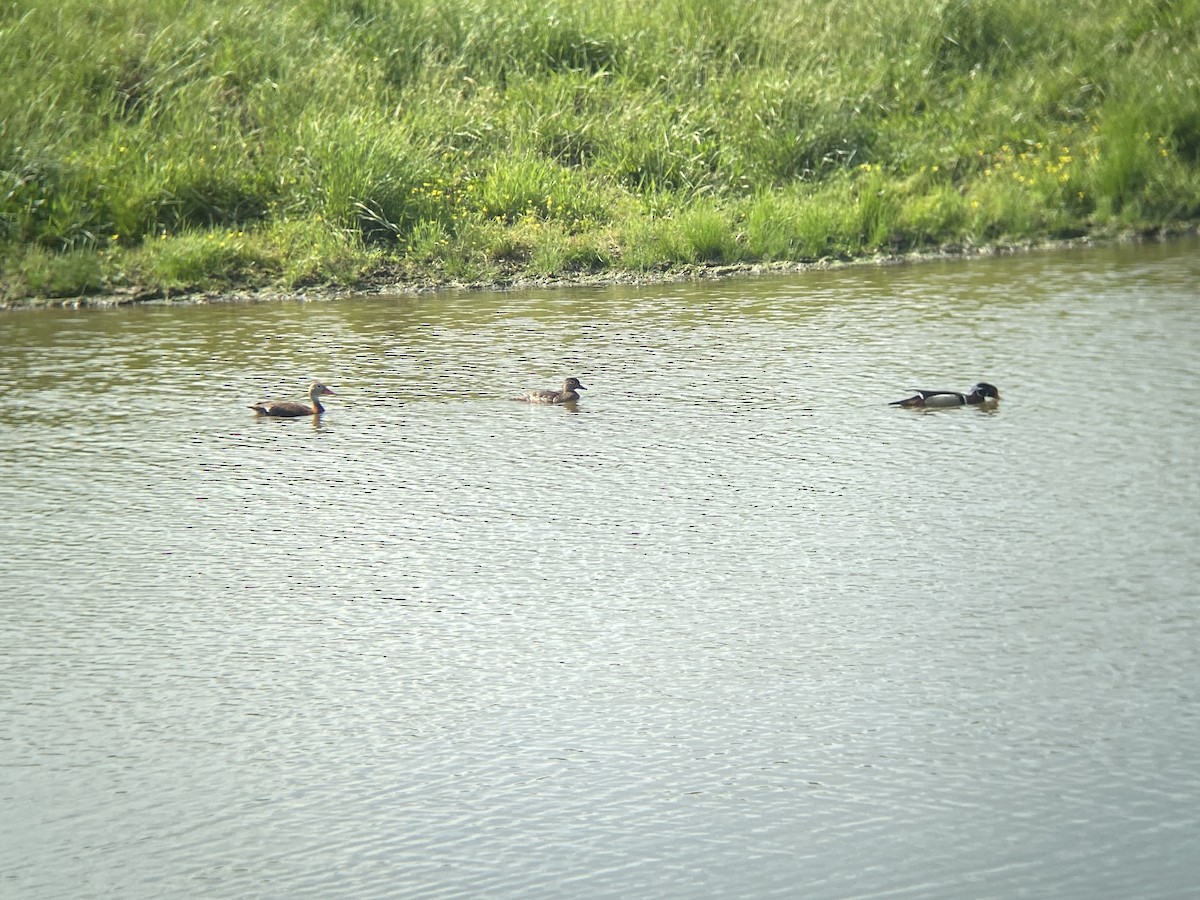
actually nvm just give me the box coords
[3,0,1199,303]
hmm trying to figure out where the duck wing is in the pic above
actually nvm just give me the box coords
[912,389,961,398]
[251,400,314,417]
[516,389,558,403]
[889,389,965,407]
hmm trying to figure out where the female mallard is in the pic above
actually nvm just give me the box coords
[515,377,586,404]
[250,381,335,417]
[890,382,1000,408]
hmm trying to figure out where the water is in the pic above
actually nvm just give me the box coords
[2,239,1198,898]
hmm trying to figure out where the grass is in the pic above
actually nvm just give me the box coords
[2,0,1199,302]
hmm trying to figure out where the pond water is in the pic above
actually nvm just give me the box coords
[2,238,1199,899]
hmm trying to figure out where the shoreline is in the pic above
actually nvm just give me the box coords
[8,1,1198,314]
[6,222,1197,311]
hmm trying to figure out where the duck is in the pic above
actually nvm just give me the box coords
[889,382,1000,408]
[515,377,586,404]
[250,381,335,417]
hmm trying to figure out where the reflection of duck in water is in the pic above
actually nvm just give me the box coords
[515,377,586,404]
[250,382,335,417]
[889,382,1000,408]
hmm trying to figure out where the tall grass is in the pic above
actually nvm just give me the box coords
[2,0,1198,301]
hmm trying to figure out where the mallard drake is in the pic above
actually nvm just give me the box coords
[890,382,1000,408]
[516,377,586,404]
[250,381,335,417]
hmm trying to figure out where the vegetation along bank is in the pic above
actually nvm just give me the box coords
[2,0,1199,306]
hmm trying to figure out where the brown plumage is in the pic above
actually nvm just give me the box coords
[250,382,335,417]
[515,377,586,404]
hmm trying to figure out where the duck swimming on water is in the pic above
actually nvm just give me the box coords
[250,382,335,417]
[890,382,1000,408]
[515,377,586,404]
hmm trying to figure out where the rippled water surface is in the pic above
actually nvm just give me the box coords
[3,239,1199,898]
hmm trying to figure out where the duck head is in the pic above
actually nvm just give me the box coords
[309,382,335,400]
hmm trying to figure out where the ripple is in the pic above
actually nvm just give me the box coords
[3,239,1200,898]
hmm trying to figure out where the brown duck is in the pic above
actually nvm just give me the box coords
[515,377,586,404]
[250,382,335,417]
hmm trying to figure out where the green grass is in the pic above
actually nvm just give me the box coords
[2,0,1199,302]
